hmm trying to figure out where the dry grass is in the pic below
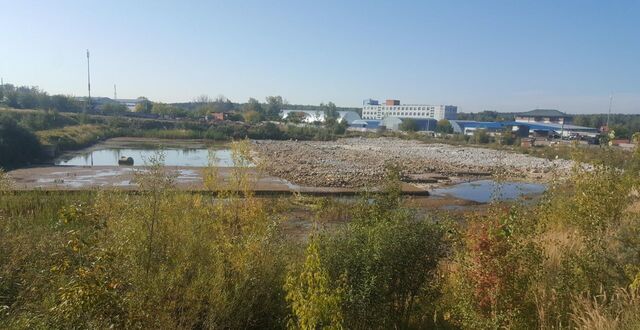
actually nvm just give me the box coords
[571,288,640,330]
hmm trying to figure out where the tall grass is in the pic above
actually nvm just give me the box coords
[1,145,640,329]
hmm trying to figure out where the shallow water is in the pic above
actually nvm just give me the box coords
[55,147,238,167]
[430,180,546,203]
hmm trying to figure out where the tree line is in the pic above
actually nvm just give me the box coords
[0,84,84,113]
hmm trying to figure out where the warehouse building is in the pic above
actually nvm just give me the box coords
[515,109,571,125]
[449,120,599,139]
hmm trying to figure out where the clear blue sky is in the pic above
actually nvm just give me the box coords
[1,0,638,113]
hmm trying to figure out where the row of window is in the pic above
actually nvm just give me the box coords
[362,111,435,117]
[363,106,437,111]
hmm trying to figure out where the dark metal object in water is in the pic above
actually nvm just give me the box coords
[118,156,134,166]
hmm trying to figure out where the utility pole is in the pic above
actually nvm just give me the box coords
[86,49,91,112]
[606,93,613,131]
[114,84,117,100]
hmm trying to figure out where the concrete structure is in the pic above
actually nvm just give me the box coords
[362,99,457,121]
[280,109,361,124]
[515,109,571,125]
[381,117,403,130]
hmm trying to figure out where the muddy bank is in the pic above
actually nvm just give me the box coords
[252,138,575,188]
[7,165,428,196]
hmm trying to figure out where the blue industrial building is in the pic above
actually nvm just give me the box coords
[449,120,599,138]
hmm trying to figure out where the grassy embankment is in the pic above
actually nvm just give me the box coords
[1,142,640,329]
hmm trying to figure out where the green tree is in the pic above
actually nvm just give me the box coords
[101,102,128,115]
[321,102,339,121]
[265,95,285,120]
[436,119,453,134]
[242,97,263,115]
[286,112,307,124]
[134,97,153,113]
[243,110,264,124]
[285,237,344,329]
[400,118,419,132]
[0,115,42,167]
[472,129,491,144]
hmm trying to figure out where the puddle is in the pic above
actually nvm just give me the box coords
[430,180,546,203]
[55,147,246,167]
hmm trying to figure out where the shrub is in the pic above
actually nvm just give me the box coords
[0,115,42,167]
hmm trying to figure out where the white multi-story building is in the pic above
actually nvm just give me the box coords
[361,99,457,121]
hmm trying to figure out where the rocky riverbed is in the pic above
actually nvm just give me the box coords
[252,138,576,188]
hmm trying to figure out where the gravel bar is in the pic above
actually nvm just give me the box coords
[252,137,575,188]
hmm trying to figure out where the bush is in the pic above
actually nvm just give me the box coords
[400,118,419,132]
[285,176,449,329]
[0,115,42,167]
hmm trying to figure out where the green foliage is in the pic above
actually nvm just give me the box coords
[134,97,153,113]
[0,115,42,167]
[456,110,515,122]
[0,160,292,328]
[400,118,419,132]
[100,102,128,115]
[442,207,543,329]
[436,119,454,134]
[2,139,640,329]
[0,84,82,112]
[285,111,307,124]
[285,237,344,329]
[286,171,449,329]
[265,95,285,120]
[321,102,339,121]
[472,129,491,144]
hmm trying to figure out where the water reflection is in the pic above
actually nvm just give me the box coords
[430,180,546,203]
[55,147,239,167]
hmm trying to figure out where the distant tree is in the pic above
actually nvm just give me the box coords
[243,110,264,124]
[101,102,128,115]
[331,120,348,135]
[321,102,339,121]
[193,95,213,104]
[472,129,491,144]
[400,119,419,132]
[152,103,187,117]
[286,111,308,124]
[213,95,234,112]
[135,97,153,113]
[499,127,517,145]
[225,113,244,121]
[16,86,39,109]
[435,119,453,134]
[50,95,82,113]
[0,115,41,167]
[265,96,285,120]
[242,98,263,115]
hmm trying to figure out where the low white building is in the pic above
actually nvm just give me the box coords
[361,99,457,121]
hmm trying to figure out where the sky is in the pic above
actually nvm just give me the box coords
[0,0,639,114]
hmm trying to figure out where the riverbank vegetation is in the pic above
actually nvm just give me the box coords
[0,107,352,167]
[1,143,640,329]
